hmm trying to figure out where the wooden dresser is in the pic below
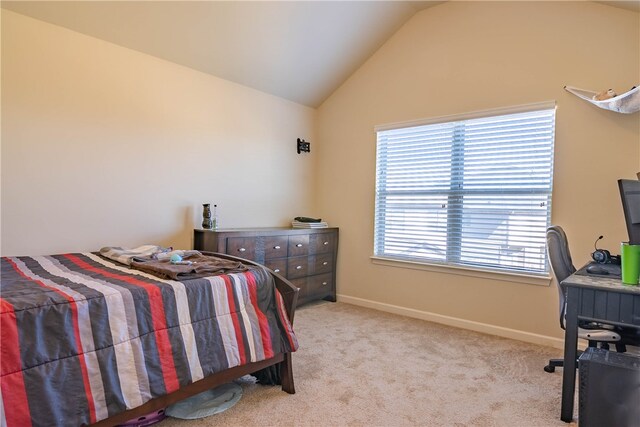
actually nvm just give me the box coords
[194,227,338,305]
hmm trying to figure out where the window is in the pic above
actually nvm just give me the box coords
[374,102,556,276]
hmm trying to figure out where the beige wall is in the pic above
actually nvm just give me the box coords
[1,10,316,256]
[1,2,639,344]
[316,1,640,343]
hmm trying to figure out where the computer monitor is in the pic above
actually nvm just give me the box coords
[618,179,640,245]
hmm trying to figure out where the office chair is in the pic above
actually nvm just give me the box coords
[544,225,624,373]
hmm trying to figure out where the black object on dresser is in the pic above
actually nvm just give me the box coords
[194,227,338,305]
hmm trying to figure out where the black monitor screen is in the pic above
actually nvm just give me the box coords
[619,179,640,245]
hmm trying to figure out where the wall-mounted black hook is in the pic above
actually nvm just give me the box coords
[297,138,310,154]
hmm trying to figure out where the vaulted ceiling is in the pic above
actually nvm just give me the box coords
[2,1,638,108]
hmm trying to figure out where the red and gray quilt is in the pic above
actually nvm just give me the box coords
[0,253,298,427]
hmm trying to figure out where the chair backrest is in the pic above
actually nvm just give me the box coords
[546,225,577,330]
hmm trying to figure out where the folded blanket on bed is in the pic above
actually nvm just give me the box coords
[99,245,171,265]
[154,249,201,261]
[130,253,247,280]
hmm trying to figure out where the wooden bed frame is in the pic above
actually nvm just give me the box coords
[91,252,299,427]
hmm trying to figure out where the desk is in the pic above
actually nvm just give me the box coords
[560,271,640,422]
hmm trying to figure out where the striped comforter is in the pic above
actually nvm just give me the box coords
[0,253,298,427]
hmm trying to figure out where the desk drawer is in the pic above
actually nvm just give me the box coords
[578,289,640,326]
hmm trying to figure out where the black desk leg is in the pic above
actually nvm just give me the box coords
[561,287,579,422]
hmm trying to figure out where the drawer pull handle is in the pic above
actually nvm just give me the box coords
[274,269,280,273]
[323,241,329,245]
[322,281,328,286]
[296,266,302,270]
[274,245,281,249]
[322,262,328,266]
[296,243,303,248]
[238,248,246,252]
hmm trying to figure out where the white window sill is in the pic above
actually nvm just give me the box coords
[370,256,552,287]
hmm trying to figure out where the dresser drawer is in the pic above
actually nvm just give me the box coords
[290,277,308,301]
[264,236,288,260]
[288,235,309,257]
[313,253,333,274]
[264,259,286,276]
[291,274,333,303]
[306,273,333,299]
[193,227,338,306]
[287,256,309,279]
[314,233,336,254]
[226,237,257,260]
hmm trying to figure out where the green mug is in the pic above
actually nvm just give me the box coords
[620,242,640,286]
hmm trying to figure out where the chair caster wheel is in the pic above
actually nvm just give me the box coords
[544,365,555,373]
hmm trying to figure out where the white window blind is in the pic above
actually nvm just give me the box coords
[374,104,556,275]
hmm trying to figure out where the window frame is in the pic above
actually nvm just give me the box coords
[372,101,556,281]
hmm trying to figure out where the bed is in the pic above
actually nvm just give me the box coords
[0,250,299,427]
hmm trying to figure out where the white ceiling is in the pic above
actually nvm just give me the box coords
[2,1,638,108]
[1,1,441,107]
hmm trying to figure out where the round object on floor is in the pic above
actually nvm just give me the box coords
[166,383,242,420]
[117,408,166,427]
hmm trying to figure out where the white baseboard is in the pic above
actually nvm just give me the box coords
[337,294,565,350]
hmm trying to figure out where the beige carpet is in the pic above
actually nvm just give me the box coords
[161,301,576,426]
